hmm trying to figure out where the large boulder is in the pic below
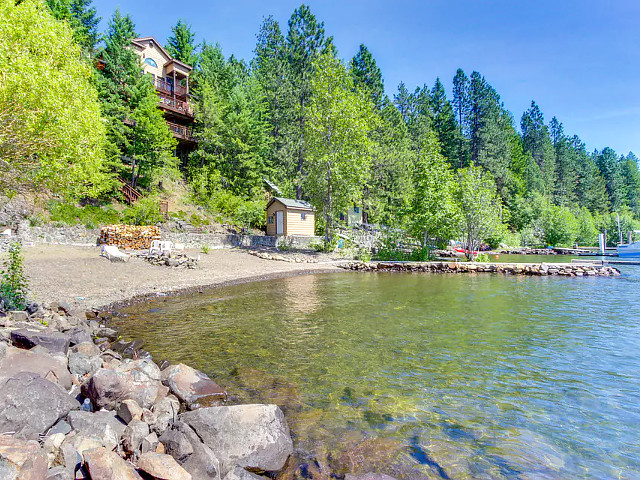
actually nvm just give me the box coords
[67,411,127,451]
[161,364,226,408]
[0,434,48,480]
[10,328,70,354]
[83,447,142,479]
[179,404,293,474]
[137,452,192,480]
[68,351,102,377]
[159,421,221,480]
[0,373,79,440]
[83,358,162,409]
[0,345,72,389]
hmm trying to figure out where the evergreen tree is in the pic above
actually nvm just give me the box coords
[45,0,100,52]
[521,101,555,196]
[285,4,329,199]
[394,82,412,124]
[573,137,609,213]
[595,147,627,210]
[452,68,470,167]
[350,44,384,109]
[549,117,578,206]
[166,19,199,67]
[430,78,458,165]
[621,153,640,216]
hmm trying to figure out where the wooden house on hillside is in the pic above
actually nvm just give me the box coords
[266,198,315,236]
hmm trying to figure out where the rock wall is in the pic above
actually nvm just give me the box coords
[342,261,621,277]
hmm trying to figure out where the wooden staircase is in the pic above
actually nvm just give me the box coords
[118,178,141,204]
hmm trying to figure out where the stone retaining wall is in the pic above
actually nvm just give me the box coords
[342,261,621,277]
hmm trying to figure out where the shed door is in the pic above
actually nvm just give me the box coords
[276,211,284,235]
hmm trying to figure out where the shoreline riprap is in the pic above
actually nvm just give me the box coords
[0,301,295,479]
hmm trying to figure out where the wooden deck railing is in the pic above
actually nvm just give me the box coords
[154,78,188,99]
[166,121,194,141]
[158,94,193,117]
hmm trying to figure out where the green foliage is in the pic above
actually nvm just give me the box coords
[475,252,490,263]
[0,0,109,198]
[201,244,211,254]
[0,243,29,311]
[166,19,199,67]
[45,0,100,52]
[122,197,165,225]
[540,203,578,247]
[47,201,120,228]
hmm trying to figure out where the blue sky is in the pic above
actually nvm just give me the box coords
[94,0,640,155]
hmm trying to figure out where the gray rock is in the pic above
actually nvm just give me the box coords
[48,419,72,436]
[82,358,162,409]
[141,432,159,454]
[68,328,92,346]
[46,465,69,480]
[10,328,70,354]
[159,421,221,480]
[223,465,266,480]
[68,351,102,377]
[151,395,180,436]
[74,341,100,357]
[0,345,72,389]
[43,432,65,468]
[117,399,143,424]
[0,434,48,480]
[0,373,79,440]
[0,342,6,361]
[67,410,126,451]
[59,433,102,474]
[95,327,118,341]
[345,474,397,480]
[161,363,226,409]
[180,404,293,475]
[8,311,28,322]
[121,419,149,455]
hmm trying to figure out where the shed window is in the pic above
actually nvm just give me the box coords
[268,216,274,224]
[144,58,158,68]
[301,213,307,220]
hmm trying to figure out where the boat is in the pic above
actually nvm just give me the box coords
[617,241,640,257]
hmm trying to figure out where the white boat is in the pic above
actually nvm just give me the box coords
[617,241,640,256]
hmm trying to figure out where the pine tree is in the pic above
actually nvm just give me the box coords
[621,153,640,216]
[549,117,578,206]
[350,44,384,109]
[45,0,100,52]
[452,68,470,168]
[521,101,555,196]
[595,147,627,210]
[166,19,199,67]
[430,78,458,165]
[394,82,412,125]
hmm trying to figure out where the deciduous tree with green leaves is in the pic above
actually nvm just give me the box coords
[303,53,378,241]
[0,0,108,198]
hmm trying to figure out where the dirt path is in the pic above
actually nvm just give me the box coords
[21,245,340,310]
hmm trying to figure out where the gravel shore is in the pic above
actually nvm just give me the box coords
[22,244,341,310]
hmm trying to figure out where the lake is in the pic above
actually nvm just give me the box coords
[112,261,640,479]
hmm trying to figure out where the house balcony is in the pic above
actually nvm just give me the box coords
[167,121,195,142]
[154,77,188,99]
[158,93,193,118]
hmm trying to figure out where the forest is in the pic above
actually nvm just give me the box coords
[2,0,639,249]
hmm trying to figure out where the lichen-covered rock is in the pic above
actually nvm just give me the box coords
[161,363,226,408]
[83,358,162,409]
[0,434,48,480]
[179,404,293,475]
[83,447,142,480]
[67,411,126,451]
[137,452,192,480]
[0,373,79,440]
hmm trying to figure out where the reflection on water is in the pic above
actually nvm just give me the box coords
[113,268,640,479]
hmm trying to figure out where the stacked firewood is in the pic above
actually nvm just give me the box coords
[99,224,160,250]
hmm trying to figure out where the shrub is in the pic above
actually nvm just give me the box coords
[0,243,29,310]
[541,204,578,247]
[201,244,210,254]
[47,201,120,227]
[122,197,164,226]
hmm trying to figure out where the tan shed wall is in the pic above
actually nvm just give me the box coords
[265,201,314,236]
[285,209,315,236]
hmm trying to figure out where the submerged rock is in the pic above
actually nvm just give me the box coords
[161,363,226,409]
[180,404,293,475]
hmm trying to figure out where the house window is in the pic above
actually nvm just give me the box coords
[301,213,307,220]
[144,58,158,68]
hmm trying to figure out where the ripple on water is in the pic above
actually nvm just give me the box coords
[113,268,640,479]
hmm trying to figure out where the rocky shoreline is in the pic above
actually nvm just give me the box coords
[342,260,621,277]
[0,301,295,479]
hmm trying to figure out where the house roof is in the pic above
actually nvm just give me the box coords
[267,197,314,210]
[132,36,193,71]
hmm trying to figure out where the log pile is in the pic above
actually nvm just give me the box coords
[99,224,160,250]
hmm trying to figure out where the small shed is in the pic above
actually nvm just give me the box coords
[266,197,315,236]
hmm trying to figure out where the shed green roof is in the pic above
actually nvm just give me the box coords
[267,197,314,210]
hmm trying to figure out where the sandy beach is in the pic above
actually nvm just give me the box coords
[21,244,340,310]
